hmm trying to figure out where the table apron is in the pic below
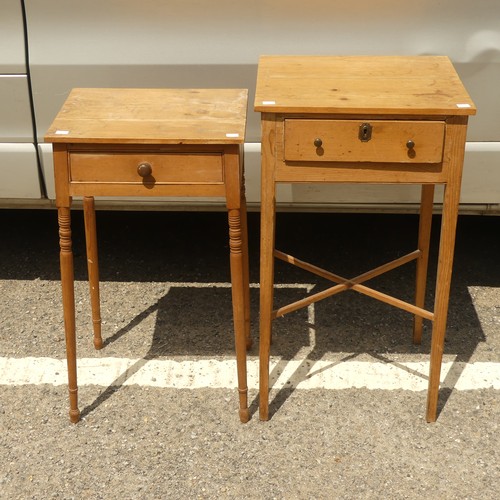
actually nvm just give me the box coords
[68,182,226,198]
[275,162,448,184]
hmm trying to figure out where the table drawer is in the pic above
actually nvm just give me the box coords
[284,120,445,163]
[69,153,223,184]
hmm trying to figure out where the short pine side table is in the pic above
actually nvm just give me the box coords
[45,88,251,423]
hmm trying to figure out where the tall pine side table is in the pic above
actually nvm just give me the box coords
[254,56,476,422]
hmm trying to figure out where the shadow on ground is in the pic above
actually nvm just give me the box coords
[1,209,498,419]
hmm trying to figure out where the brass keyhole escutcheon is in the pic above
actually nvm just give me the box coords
[359,123,372,142]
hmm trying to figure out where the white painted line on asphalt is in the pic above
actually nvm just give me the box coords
[3,281,497,392]
[1,357,499,391]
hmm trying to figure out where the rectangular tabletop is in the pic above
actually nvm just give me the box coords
[45,88,248,145]
[255,56,476,116]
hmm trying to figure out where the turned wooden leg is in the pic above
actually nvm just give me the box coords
[240,183,252,350]
[83,197,103,349]
[413,184,435,344]
[228,208,249,423]
[58,207,80,423]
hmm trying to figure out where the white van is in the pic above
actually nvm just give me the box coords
[2,0,499,213]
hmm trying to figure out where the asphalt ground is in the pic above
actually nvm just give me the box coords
[1,208,499,498]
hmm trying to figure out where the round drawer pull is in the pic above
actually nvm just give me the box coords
[406,140,415,149]
[314,138,323,148]
[137,162,153,177]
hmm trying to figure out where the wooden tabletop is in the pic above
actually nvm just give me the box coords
[45,88,248,144]
[254,56,476,116]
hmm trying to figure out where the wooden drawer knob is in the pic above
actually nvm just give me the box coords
[314,138,323,148]
[137,162,153,177]
[406,140,415,149]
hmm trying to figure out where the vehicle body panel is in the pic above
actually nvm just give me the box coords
[1,1,499,211]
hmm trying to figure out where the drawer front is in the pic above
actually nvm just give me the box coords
[284,120,445,163]
[69,153,223,184]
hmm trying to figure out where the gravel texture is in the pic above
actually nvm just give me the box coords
[1,209,499,498]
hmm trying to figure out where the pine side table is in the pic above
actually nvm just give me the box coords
[254,56,476,422]
[45,88,251,423]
